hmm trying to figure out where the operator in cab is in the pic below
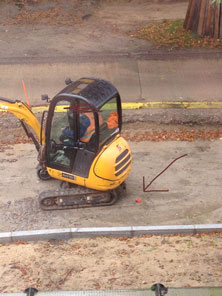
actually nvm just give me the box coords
[60,110,103,146]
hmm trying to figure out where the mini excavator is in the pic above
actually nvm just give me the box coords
[0,78,132,210]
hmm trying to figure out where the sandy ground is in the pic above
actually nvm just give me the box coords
[0,0,189,62]
[0,233,222,293]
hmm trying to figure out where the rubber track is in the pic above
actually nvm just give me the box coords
[38,186,118,211]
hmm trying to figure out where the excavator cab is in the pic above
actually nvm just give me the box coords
[0,77,132,210]
[45,78,123,180]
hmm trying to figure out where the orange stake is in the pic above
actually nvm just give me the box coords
[22,80,30,107]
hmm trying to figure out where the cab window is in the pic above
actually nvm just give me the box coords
[49,100,73,168]
[99,97,119,147]
[50,101,73,146]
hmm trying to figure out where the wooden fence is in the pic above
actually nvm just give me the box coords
[184,0,222,38]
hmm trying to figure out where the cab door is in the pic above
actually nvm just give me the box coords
[45,98,77,173]
[45,97,97,177]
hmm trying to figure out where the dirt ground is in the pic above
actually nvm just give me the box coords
[2,113,222,230]
[0,233,222,293]
[0,0,188,62]
[1,1,222,293]
[2,116,222,292]
[2,111,222,146]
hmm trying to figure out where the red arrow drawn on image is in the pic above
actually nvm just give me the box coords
[143,154,188,193]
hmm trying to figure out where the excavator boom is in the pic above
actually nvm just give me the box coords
[0,97,44,150]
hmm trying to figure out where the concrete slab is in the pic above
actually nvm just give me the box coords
[0,60,141,103]
[138,59,222,101]
[1,58,222,105]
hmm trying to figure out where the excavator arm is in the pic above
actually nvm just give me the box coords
[0,97,45,151]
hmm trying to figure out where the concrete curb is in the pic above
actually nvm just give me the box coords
[30,102,222,113]
[1,224,222,243]
[2,101,222,114]
[1,49,222,65]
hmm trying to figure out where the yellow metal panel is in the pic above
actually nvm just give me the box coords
[46,136,132,191]
[47,167,85,187]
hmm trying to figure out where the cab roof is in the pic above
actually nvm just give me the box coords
[56,78,119,109]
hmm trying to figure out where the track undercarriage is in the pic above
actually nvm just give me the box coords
[38,182,123,210]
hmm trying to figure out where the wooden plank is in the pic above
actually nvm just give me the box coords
[191,0,202,32]
[184,0,198,30]
[204,0,212,36]
[210,2,217,37]
[197,0,207,35]
[219,4,222,38]
[209,2,216,37]
[184,0,193,28]
[184,0,222,38]
[214,3,220,38]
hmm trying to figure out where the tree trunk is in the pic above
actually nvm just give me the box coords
[184,0,222,38]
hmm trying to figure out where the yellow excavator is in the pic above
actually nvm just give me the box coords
[0,78,132,210]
